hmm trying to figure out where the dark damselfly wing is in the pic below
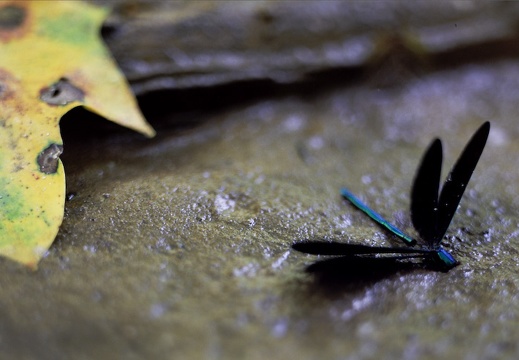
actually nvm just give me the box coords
[410,139,443,245]
[434,121,490,244]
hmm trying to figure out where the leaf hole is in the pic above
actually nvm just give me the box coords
[50,88,61,98]
[37,143,63,174]
[40,78,84,106]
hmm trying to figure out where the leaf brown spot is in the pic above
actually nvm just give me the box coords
[0,4,26,30]
[37,143,63,174]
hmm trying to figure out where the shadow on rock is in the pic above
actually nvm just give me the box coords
[302,256,422,295]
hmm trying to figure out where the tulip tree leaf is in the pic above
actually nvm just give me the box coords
[0,1,155,269]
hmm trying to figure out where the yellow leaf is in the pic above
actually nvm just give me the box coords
[0,1,155,268]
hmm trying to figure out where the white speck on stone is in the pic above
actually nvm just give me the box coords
[308,136,324,149]
[271,251,290,270]
[149,303,167,319]
[283,114,305,132]
[214,194,235,214]
[271,318,289,338]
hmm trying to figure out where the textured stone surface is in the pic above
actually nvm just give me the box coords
[1,58,518,358]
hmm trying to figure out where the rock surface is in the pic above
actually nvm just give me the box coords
[101,1,519,93]
[2,1,519,359]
